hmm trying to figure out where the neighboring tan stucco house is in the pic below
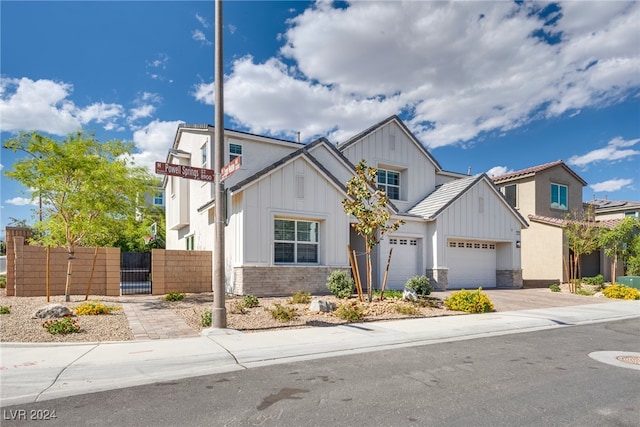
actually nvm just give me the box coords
[164,116,527,296]
[590,198,640,221]
[491,160,629,286]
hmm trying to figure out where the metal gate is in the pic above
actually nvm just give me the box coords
[120,252,152,295]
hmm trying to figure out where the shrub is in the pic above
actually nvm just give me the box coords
[327,270,355,298]
[575,288,595,296]
[582,274,605,287]
[0,305,10,314]
[404,275,432,297]
[290,290,311,304]
[43,317,80,335]
[0,274,6,289]
[394,303,418,315]
[165,292,185,302]
[444,288,495,313]
[75,300,120,315]
[334,301,365,322]
[270,303,297,322]
[229,300,247,314]
[201,309,212,327]
[549,284,561,292]
[374,289,403,299]
[602,284,640,300]
[242,294,259,308]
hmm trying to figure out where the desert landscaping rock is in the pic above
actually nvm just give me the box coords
[33,304,73,319]
[309,299,336,312]
[403,288,418,301]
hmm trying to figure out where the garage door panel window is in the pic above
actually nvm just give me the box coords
[274,219,319,264]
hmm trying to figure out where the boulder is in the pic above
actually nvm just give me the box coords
[403,288,418,302]
[309,299,336,313]
[33,304,73,319]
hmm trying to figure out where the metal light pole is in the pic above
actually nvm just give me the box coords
[213,0,227,328]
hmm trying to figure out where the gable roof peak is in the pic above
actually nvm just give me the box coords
[491,159,587,186]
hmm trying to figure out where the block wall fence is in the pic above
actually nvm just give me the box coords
[5,227,213,297]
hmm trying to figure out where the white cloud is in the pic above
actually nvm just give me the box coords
[198,1,639,147]
[590,178,634,193]
[192,29,212,45]
[5,197,37,207]
[486,166,512,178]
[568,136,640,167]
[0,77,125,135]
[195,13,209,28]
[131,120,184,172]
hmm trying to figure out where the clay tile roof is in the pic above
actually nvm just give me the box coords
[528,214,623,229]
[492,160,587,186]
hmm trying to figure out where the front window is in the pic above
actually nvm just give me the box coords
[504,184,517,208]
[274,219,318,263]
[550,183,568,210]
[378,169,400,200]
[153,192,164,206]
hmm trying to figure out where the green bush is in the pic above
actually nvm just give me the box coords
[334,301,365,322]
[43,317,80,335]
[374,289,403,299]
[201,309,212,327]
[582,274,605,287]
[575,288,595,296]
[405,275,431,296]
[602,284,640,300]
[0,305,10,314]
[394,303,418,315]
[242,294,259,308]
[0,274,6,289]
[75,300,120,315]
[290,290,311,304]
[270,303,297,322]
[326,270,355,298]
[229,300,247,314]
[165,292,185,302]
[549,284,561,292]
[444,288,495,313]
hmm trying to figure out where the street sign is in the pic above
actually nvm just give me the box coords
[155,162,215,182]
[221,156,241,181]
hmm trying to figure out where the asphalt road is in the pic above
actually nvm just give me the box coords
[2,318,639,427]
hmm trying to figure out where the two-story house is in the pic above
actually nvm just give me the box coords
[492,160,600,286]
[164,116,527,296]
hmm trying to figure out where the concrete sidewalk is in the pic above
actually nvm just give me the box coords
[1,299,638,407]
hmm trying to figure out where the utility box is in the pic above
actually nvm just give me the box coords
[617,276,640,290]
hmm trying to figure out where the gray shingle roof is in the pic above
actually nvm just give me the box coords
[408,175,482,219]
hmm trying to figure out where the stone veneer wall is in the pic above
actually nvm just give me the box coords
[425,268,449,291]
[233,266,349,297]
[496,269,523,289]
[151,249,212,295]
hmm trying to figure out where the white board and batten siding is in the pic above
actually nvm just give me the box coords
[239,157,350,267]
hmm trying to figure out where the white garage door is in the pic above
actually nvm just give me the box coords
[386,237,419,290]
[447,240,496,288]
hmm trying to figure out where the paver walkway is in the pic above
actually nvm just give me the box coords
[119,296,199,340]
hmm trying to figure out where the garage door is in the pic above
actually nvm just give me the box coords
[447,240,496,288]
[386,237,420,290]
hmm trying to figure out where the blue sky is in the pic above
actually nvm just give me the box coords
[1,0,639,237]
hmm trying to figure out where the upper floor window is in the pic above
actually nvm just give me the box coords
[504,184,517,208]
[378,169,400,200]
[625,211,639,218]
[550,183,568,210]
[153,192,164,206]
[201,143,208,167]
[230,143,242,163]
[274,219,318,264]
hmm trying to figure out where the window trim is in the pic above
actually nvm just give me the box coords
[200,142,208,168]
[377,168,401,200]
[274,218,319,264]
[550,182,568,211]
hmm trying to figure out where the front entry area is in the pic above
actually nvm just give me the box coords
[447,240,496,288]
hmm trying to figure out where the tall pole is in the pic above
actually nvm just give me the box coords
[213,0,227,328]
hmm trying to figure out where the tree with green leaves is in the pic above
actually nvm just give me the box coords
[4,131,155,300]
[342,160,404,302]
[563,207,602,289]
[599,216,640,282]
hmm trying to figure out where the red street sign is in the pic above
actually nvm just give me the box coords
[221,156,241,181]
[155,162,214,182]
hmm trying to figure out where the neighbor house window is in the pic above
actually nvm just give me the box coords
[378,169,400,200]
[230,143,242,163]
[153,192,164,206]
[504,184,517,208]
[201,143,208,167]
[550,183,568,210]
[274,219,318,263]
[186,234,195,251]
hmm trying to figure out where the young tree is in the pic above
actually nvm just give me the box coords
[5,131,155,300]
[342,160,404,302]
[563,207,602,289]
[599,217,640,282]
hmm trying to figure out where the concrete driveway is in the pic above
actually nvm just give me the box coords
[434,287,608,312]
